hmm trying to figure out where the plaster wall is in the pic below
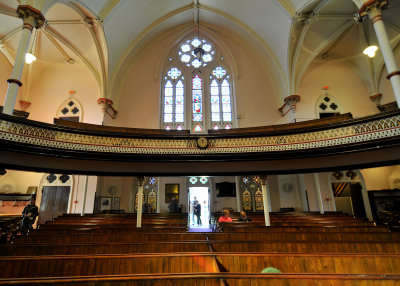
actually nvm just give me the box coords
[361,166,397,190]
[0,54,14,109]
[159,177,187,213]
[299,62,378,120]
[110,30,280,129]
[0,170,42,194]
[23,63,102,124]
[266,175,281,212]
[211,176,237,213]
[277,174,303,211]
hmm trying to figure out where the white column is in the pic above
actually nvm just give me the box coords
[3,6,45,115]
[80,175,89,216]
[136,176,144,228]
[261,176,270,226]
[313,173,324,214]
[235,176,241,212]
[365,4,400,108]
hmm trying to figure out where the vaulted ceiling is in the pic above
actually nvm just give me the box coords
[0,0,399,105]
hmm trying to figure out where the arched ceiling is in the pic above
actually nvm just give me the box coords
[0,0,399,105]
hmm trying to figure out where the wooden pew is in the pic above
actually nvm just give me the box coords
[0,253,399,278]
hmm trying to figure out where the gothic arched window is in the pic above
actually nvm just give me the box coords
[161,36,235,132]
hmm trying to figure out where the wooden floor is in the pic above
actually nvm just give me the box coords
[0,212,399,285]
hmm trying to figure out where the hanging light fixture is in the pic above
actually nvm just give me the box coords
[363,45,378,58]
[25,29,37,64]
[193,0,204,59]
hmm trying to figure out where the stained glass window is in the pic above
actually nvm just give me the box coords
[255,188,264,211]
[192,75,203,125]
[162,67,184,129]
[209,66,233,130]
[178,37,215,68]
[242,190,252,211]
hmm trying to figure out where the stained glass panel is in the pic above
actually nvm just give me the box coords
[164,114,173,122]
[181,44,190,52]
[213,124,219,130]
[255,188,264,211]
[192,59,201,68]
[176,96,184,104]
[193,114,203,121]
[203,54,212,62]
[193,103,202,113]
[222,104,231,113]
[181,54,190,62]
[167,67,181,79]
[203,43,212,52]
[225,124,231,129]
[222,96,230,103]
[175,114,184,122]
[212,113,220,121]
[211,96,219,103]
[242,190,252,211]
[176,124,183,130]
[223,113,232,121]
[192,76,202,89]
[165,97,173,104]
[213,67,227,79]
[193,123,203,131]
[175,105,183,114]
[165,105,173,113]
[212,105,220,113]
[191,38,201,47]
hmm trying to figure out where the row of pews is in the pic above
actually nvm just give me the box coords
[0,212,399,285]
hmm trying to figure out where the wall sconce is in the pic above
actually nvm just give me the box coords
[363,45,378,58]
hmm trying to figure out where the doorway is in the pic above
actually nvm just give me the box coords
[188,187,210,229]
[39,186,70,225]
[333,182,366,219]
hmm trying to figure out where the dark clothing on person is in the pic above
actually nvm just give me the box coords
[195,203,202,225]
[238,217,252,222]
[169,198,179,213]
[20,203,39,235]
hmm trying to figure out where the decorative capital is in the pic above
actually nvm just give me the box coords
[97,98,118,119]
[17,5,46,30]
[369,93,382,106]
[358,0,388,18]
[19,100,32,111]
[279,95,301,116]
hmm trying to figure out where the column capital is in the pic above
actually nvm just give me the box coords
[17,5,46,30]
[358,0,388,18]
[278,95,301,116]
[97,98,118,119]
[369,93,382,106]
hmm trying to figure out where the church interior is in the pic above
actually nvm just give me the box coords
[0,0,400,284]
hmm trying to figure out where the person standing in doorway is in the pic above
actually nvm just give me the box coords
[195,200,202,226]
[191,196,197,225]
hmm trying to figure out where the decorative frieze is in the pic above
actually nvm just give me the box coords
[0,115,399,156]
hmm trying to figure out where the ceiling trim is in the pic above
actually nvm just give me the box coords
[201,4,289,103]
[43,26,101,89]
[109,3,193,104]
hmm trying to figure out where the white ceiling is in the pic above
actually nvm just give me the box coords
[0,0,399,102]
